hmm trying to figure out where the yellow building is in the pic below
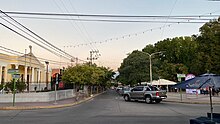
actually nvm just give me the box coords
[0,47,51,91]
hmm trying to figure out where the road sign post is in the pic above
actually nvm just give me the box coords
[13,79,16,106]
[8,69,20,106]
[54,73,59,104]
[177,74,186,102]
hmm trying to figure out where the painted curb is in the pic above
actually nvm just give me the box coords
[0,92,105,110]
[164,100,220,105]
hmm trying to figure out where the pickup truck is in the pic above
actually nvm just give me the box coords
[123,85,167,103]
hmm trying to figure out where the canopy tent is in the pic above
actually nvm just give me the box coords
[172,73,220,121]
[152,79,176,86]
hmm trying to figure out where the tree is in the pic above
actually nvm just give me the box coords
[117,17,220,83]
[62,64,113,93]
[117,50,149,86]
[154,36,198,80]
[193,18,220,74]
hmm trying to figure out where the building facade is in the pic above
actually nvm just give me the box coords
[0,48,51,91]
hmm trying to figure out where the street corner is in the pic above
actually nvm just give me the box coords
[0,92,105,110]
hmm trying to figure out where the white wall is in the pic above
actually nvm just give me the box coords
[0,89,75,103]
[29,83,51,91]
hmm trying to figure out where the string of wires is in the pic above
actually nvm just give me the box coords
[0,10,87,63]
[52,0,100,61]
[4,11,220,18]
[10,11,218,49]
[0,45,74,66]
[1,10,220,52]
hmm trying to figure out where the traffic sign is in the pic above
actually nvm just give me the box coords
[8,69,19,74]
[177,74,186,78]
[177,74,186,82]
[12,74,20,79]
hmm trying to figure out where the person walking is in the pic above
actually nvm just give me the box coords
[75,88,80,101]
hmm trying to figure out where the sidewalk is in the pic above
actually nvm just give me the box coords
[0,93,100,110]
[164,92,220,104]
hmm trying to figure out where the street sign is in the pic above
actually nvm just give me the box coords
[177,74,186,82]
[177,74,186,78]
[12,74,20,79]
[8,69,19,74]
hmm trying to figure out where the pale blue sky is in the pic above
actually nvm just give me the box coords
[0,0,220,70]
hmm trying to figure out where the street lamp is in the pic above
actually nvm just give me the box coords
[45,61,49,89]
[141,51,163,85]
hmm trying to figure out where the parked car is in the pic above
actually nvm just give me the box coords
[123,85,167,103]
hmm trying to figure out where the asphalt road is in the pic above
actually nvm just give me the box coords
[0,90,219,124]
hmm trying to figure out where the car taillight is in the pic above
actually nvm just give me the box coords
[156,92,159,96]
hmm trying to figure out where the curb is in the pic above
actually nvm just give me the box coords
[164,100,220,105]
[0,92,105,110]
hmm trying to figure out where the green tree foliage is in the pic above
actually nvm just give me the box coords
[5,80,26,93]
[193,18,220,74]
[117,17,220,83]
[62,64,113,87]
[155,36,196,80]
[117,50,149,86]
[98,66,114,87]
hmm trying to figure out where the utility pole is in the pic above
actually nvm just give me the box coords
[45,61,49,89]
[87,50,101,65]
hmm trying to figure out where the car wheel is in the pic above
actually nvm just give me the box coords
[124,95,130,101]
[145,96,152,104]
[155,99,161,103]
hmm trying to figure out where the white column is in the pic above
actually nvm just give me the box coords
[38,69,41,83]
[24,66,27,82]
[31,67,35,82]
[38,69,41,91]
[0,66,2,84]
[4,66,8,82]
[15,64,19,69]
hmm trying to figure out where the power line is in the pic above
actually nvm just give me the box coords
[58,0,99,52]
[0,15,70,58]
[53,0,100,62]
[2,16,211,23]
[0,22,71,59]
[161,0,178,39]
[67,0,99,51]
[0,10,87,63]
[0,45,73,65]
[4,11,220,18]
[0,10,73,59]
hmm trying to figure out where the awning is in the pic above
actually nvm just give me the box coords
[152,79,176,85]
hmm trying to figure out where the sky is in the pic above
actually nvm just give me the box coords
[0,0,220,70]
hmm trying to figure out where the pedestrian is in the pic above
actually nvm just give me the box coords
[75,88,80,101]
[212,87,216,96]
[34,86,37,92]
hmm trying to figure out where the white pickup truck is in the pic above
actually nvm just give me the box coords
[123,85,167,103]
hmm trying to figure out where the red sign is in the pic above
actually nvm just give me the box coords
[59,82,64,89]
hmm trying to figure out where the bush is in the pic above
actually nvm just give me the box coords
[0,84,4,90]
[5,80,26,93]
